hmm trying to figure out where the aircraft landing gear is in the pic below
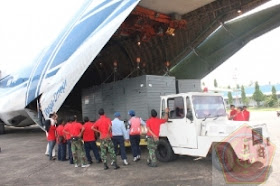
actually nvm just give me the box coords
[0,122,5,134]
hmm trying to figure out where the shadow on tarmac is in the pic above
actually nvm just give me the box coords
[4,125,44,134]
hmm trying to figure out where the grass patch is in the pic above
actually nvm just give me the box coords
[226,107,280,112]
[248,107,280,112]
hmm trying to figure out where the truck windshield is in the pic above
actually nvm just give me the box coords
[192,95,226,119]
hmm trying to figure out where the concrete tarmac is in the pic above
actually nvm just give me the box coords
[0,111,279,186]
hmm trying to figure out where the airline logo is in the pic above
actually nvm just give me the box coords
[43,80,67,117]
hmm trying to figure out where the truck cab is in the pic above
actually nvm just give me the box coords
[160,92,227,148]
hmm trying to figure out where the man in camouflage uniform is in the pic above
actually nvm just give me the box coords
[64,116,89,168]
[92,108,120,170]
[71,138,88,167]
[146,108,169,167]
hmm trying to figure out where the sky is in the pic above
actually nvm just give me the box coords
[202,25,280,88]
[0,0,280,87]
[202,0,280,88]
[0,0,84,74]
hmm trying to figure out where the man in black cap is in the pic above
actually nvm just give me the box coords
[92,108,120,170]
[146,108,169,167]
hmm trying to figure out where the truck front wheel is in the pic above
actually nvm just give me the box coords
[212,144,236,172]
[156,138,176,162]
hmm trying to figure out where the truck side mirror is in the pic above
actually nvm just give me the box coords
[186,111,193,121]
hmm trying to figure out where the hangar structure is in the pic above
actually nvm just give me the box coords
[78,0,279,89]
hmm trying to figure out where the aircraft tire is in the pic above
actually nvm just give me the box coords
[0,122,5,135]
[156,138,175,162]
[171,154,179,161]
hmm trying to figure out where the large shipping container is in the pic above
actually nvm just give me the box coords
[82,75,176,121]
[176,79,201,93]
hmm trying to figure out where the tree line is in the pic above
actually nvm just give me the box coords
[213,79,278,107]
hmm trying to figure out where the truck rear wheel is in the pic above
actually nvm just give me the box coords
[212,144,236,172]
[156,138,176,162]
[0,122,5,134]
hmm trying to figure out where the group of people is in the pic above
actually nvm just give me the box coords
[45,107,169,170]
[228,105,250,121]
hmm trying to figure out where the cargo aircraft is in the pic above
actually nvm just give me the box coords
[0,0,279,134]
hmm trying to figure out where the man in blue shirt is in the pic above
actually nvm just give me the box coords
[112,112,129,165]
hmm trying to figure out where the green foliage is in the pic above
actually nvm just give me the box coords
[227,85,231,89]
[228,91,233,105]
[252,82,264,107]
[271,86,278,106]
[236,84,240,89]
[265,86,279,107]
[214,79,218,88]
[241,85,248,106]
[264,96,275,107]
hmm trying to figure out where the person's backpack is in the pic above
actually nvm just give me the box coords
[129,117,141,135]
[44,119,51,132]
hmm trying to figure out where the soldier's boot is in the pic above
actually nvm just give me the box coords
[148,163,157,167]
[104,163,109,170]
[147,159,151,165]
[112,162,120,170]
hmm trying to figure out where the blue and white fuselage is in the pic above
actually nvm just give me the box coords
[0,0,139,129]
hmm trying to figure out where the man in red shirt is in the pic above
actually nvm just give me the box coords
[243,106,250,121]
[45,113,57,157]
[83,116,101,164]
[92,108,120,170]
[228,105,237,120]
[63,119,73,164]
[146,108,169,167]
[47,113,57,161]
[233,107,245,121]
[64,116,89,168]
[56,118,66,161]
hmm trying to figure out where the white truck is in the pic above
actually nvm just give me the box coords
[157,92,271,171]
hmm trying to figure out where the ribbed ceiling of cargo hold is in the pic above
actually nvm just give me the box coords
[79,0,280,87]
